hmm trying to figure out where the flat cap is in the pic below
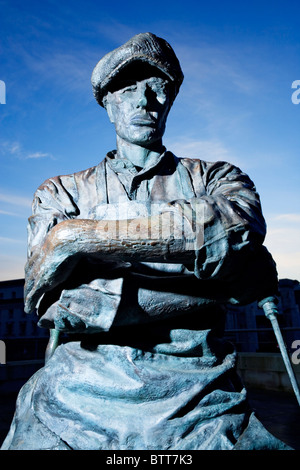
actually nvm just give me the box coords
[91,32,184,107]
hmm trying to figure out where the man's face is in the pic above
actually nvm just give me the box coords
[104,74,171,147]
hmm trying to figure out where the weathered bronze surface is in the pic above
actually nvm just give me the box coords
[1,33,292,450]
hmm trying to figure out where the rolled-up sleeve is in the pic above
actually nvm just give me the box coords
[176,160,277,304]
[27,177,79,259]
[191,161,266,280]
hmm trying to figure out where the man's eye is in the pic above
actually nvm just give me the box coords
[156,94,167,105]
[149,83,169,101]
[153,88,168,104]
[121,85,137,94]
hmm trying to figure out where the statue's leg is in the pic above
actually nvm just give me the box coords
[1,369,71,450]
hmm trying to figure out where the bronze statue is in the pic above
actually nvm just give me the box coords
[1,33,292,450]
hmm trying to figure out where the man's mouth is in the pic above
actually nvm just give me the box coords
[130,114,156,126]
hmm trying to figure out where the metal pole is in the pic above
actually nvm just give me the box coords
[45,328,60,363]
[258,297,300,407]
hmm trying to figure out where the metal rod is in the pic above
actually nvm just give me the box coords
[259,298,300,407]
[45,328,60,363]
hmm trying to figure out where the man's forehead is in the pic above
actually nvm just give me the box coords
[118,76,169,89]
[105,62,171,94]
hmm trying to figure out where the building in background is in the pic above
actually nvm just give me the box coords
[0,279,49,362]
[0,277,299,361]
[225,279,300,352]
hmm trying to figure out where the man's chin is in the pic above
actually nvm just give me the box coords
[122,131,163,147]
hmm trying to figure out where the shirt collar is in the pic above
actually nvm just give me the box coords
[105,148,170,177]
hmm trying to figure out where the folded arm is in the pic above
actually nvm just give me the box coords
[24,159,275,314]
[24,209,197,313]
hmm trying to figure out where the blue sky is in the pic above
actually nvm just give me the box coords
[0,0,299,282]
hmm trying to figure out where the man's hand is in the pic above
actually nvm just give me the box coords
[24,223,81,313]
[25,218,114,312]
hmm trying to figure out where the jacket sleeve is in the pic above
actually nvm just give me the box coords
[181,160,278,304]
[27,176,79,259]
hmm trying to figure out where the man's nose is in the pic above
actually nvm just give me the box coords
[138,95,147,108]
[137,84,148,108]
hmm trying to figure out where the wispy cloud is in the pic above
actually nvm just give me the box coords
[165,137,243,167]
[25,151,52,159]
[166,138,230,160]
[175,42,261,104]
[0,254,26,282]
[0,191,32,208]
[94,21,139,47]
[0,190,32,222]
[0,140,53,160]
[271,214,300,224]
[265,213,300,281]
[167,39,273,143]
[0,236,25,244]
[7,142,22,155]
[0,209,25,217]
[20,48,99,100]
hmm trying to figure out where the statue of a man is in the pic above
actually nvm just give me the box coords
[1,33,291,450]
